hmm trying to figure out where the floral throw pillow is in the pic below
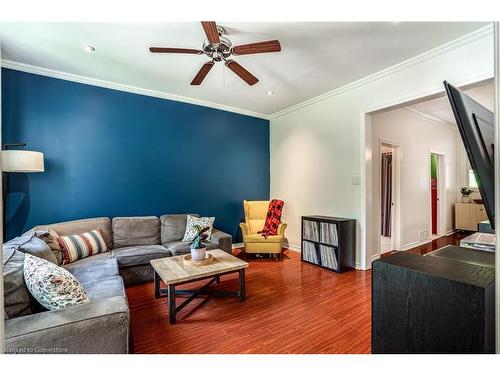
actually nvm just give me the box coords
[182,215,215,242]
[23,253,90,311]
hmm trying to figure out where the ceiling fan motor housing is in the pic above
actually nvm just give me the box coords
[202,35,232,61]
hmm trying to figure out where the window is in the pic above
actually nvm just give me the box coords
[468,169,478,188]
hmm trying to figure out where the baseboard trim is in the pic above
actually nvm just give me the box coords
[232,243,244,249]
[283,243,301,252]
[400,230,459,251]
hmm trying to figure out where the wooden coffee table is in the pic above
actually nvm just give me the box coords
[150,249,249,324]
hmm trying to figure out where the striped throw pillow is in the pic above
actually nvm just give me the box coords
[57,229,108,265]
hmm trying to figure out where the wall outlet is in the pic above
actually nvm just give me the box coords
[352,176,361,185]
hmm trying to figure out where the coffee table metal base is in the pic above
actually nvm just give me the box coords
[154,268,246,324]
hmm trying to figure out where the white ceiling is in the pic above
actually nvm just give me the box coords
[408,80,494,124]
[0,22,489,117]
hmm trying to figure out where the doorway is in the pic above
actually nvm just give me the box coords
[380,142,398,254]
[430,152,446,239]
[430,154,438,236]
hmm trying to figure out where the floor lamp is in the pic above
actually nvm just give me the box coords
[1,144,45,240]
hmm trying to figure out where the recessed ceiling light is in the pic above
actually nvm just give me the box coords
[267,91,274,96]
[83,44,95,53]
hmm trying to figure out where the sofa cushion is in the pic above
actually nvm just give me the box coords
[160,214,198,243]
[24,253,90,311]
[3,248,33,318]
[112,245,171,267]
[243,233,284,243]
[58,229,108,265]
[164,240,218,256]
[63,253,119,285]
[81,276,126,301]
[5,233,57,264]
[33,217,113,250]
[112,216,160,248]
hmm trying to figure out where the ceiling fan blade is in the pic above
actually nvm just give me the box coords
[149,47,202,54]
[232,40,281,55]
[225,60,258,86]
[191,61,215,85]
[201,21,220,44]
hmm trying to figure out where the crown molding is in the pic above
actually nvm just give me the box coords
[269,24,494,120]
[0,60,270,120]
[404,107,458,130]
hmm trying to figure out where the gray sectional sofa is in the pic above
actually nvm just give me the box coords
[2,214,232,354]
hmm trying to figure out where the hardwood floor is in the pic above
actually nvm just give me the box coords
[405,231,470,255]
[127,249,371,354]
[126,232,467,354]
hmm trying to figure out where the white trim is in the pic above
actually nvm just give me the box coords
[0,60,270,120]
[399,238,433,252]
[269,24,494,119]
[283,243,301,252]
[404,107,457,129]
[377,139,402,256]
[356,253,380,269]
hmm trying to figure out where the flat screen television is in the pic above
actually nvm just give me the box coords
[444,81,495,229]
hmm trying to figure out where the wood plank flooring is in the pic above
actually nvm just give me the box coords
[126,232,467,354]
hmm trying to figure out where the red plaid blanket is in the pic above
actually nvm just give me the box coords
[258,199,284,239]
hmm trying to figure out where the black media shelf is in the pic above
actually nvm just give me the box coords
[301,215,356,273]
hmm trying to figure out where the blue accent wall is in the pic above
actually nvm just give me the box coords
[1,68,270,241]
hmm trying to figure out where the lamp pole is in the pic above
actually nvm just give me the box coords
[2,143,28,240]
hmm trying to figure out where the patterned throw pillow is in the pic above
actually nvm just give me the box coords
[182,215,215,242]
[58,229,108,265]
[23,253,90,311]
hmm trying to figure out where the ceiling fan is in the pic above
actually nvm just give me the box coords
[149,21,281,86]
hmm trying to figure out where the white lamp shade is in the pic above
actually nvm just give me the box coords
[1,150,45,172]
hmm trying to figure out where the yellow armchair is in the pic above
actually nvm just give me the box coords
[239,200,287,259]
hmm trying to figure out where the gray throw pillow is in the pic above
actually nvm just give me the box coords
[2,248,33,318]
[25,228,63,265]
[7,233,58,264]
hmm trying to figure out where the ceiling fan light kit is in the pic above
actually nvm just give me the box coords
[149,21,282,86]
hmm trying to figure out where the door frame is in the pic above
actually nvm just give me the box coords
[429,151,447,238]
[377,138,402,257]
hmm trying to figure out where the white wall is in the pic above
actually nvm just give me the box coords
[270,25,494,268]
[371,108,458,250]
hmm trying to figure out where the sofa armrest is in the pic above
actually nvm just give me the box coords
[4,296,129,354]
[210,228,232,254]
[239,222,250,237]
[278,223,287,236]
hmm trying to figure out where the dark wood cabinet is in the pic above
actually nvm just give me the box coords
[372,247,495,353]
[301,215,355,273]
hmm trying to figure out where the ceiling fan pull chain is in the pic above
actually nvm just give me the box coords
[223,62,226,89]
